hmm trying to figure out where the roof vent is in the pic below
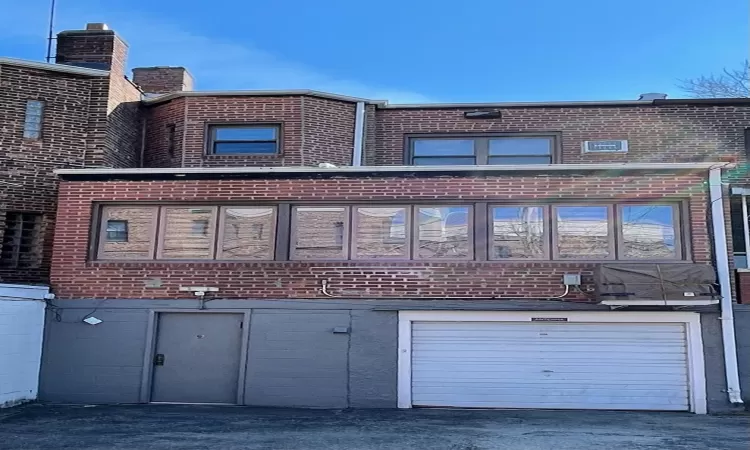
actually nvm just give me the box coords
[638,93,667,100]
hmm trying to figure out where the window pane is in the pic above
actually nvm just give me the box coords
[99,207,156,260]
[214,142,277,154]
[413,139,475,156]
[491,206,545,259]
[353,207,408,259]
[292,207,348,259]
[489,138,552,156]
[220,207,276,260]
[488,156,551,165]
[416,206,471,259]
[413,157,476,166]
[1,213,43,268]
[555,206,611,259]
[621,205,677,259]
[215,127,277,141]
[160,207,215,259]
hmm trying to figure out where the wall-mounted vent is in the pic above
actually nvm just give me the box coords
[582,140,628,153]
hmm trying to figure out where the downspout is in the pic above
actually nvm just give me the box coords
[709,167,744,405]
[352,102,366,166]
[139,116,147,168]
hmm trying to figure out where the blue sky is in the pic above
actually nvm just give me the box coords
[0,0,746,103]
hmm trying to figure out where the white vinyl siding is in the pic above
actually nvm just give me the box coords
[409,321,691,411]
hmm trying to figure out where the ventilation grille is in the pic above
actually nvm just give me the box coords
[582,140,628,153]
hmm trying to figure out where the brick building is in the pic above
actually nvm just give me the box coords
[2,23,749,412]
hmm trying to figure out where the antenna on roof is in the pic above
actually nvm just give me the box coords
[45,0,56,62]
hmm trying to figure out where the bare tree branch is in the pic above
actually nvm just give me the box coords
[677,61,750,98]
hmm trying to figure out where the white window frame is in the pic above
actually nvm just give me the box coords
[396,310,706,414]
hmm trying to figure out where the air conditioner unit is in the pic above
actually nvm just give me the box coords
[582,140,628,153]
[594,263,719,306]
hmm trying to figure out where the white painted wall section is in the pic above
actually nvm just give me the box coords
[0,284,48,407]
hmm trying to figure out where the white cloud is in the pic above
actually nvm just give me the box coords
[0,3,432,103]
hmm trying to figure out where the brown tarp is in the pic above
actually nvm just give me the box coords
[594,263,718,302]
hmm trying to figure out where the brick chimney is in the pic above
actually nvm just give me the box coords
[55,23,128,76]
[132,67,194,94]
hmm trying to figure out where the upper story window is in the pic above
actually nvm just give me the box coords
[208,125,279,155]
[407,134,558,165]
[23,100,44,140]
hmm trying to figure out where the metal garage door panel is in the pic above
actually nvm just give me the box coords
[411,321,689,411]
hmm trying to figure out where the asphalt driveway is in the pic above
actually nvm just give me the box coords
[0,404,747,450]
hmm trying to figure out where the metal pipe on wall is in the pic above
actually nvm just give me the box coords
[709,167,744,405]
[352,102,366,166]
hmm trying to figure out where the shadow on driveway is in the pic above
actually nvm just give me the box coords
[0,404,748,450]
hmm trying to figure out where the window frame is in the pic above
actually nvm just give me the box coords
[23,100,45,140]
[413,205,475,261]
[96,206,159,261]
[290,205,351,261]
[206,123,281,156]
[405,132,561,165]
[615,203,683,261]
[351,205,412,261]
[488,204,550,261]
[551,204,616,261]
[216,206,278,261]
[156,206,219,260]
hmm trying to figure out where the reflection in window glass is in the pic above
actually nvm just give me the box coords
[489,138,553,156]
[99,207,156,260]
[555,206,611,259]
[491,206,545,259]
[621,205,677,259]
[353,207,409,259]
[220,207,277,260]
[412,139,476,166]
[160,208,215,259]
[416,206,472,259]
[292,207,348,259]
[210,125,279,154]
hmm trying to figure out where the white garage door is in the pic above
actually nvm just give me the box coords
[411,321,690,411]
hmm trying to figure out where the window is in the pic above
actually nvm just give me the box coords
[158,207,217,259]
[553,205,613,259]
[618,204,680,260]
[98,207,157,260]
[1,213,43,268]
[291,207,349,260]
[23,100,44,139]
[208,125,279,155]
[218,207,277,260]
[408,134,557,165]
[166,124,176,157]
[352,207,410,259]
[491,206,547,259]
[92,202,687,262]
[415,206,473,259]
[105,220,129,242]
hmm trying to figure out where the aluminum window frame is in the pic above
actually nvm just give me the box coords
[413,205,475,261]
[290,205,351,261]
[405,132,562,165]
[488,204,550,261]
[615,203,683,261]
[156,206,219,260]
[552,204,616,261]
[206,123,281,156]
[96,206,159,261]
[350,205,412,261]
[216,206,278,261]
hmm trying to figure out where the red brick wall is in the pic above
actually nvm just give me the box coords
[0,65,112,283]
[50,172,713,300]
[144,95,359,168]
[737,271,750,304]
[132,67,193,94]
[372,106,750,175]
